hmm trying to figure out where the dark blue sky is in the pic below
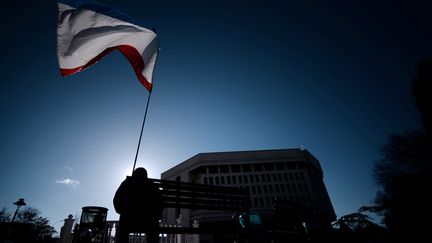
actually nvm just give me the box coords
[1,0,430,232]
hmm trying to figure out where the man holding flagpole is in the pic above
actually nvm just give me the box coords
[56,1,161,242]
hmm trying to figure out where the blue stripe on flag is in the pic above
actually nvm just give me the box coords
[58,0,140,26]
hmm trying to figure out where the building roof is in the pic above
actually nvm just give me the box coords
[161,148,323,179]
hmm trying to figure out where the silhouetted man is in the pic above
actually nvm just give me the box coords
[114,167,162,243]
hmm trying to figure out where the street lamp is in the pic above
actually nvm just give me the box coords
[11,198,26,223]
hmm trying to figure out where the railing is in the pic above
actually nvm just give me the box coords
[105,218,200,243]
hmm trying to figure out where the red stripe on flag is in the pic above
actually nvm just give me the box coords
[60,45,152,92]
[117,45,152,92]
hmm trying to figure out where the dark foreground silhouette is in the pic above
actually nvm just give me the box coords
[114,167,162,243]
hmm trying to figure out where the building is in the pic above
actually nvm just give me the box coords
[161,148,336,238]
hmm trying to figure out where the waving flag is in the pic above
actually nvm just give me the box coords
[57,0,159,92]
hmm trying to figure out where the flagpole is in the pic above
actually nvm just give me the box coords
[132,46,160,174]
[132,92,152,173]
[132,31,159,174]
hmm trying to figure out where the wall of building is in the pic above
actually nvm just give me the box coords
[161,149,336,226]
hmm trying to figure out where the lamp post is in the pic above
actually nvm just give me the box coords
[11,198,26,223]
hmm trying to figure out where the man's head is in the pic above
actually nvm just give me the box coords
[132,167,148,178]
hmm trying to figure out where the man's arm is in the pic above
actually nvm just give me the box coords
[113,181,127,214]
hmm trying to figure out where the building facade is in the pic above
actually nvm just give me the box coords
[161,148,336,232]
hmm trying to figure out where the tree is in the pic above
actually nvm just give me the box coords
[372,130,432,232]
[412,60,432,137]
[0,207,11,222]
[367,60,432,241]
[334,212,373,231]
[15,207,56,242]
[333,212,387,243]
[1,207,56,243]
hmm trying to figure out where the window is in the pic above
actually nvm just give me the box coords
[261,174,266,182]
[203,177,208,184]
[244,175,249,183]
[253,198,258,207]
[238,175,243,184]
[276,163,285,170]
[252,185,256,194]
[257,185,262,194]
[253,164,263,172]
[295,172,299,180]
[286,163,296,170]
[215,177,220,185]
[300,172,305,180]
[266,174,271,182]
[280,184,285,193]
[208,166,218,174]
[242,164,252,172]
[220,176,225,184]
[289,173,294,180]
[231,165,240,173]
[249,174,255,183]
[277,173,283,182]
[232,176,237,184]
[209,177,213,185]
[263,185,268,193]
[259,197,264,207]
[264,163,273,171]
[220,165,229,173]
[292,183,297,192]
[275,184,280,193]
[303,183,308,191]
[227,176,231,184]
[286,183,292,192]
[268,185,274,193]
[255,174,260,183]
[272,174,277,181]
[298,183,302,192]
[283,173,288,181]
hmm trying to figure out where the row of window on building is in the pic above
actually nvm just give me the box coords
[206,162,307,174]
[203,177,309,196]
[241,182,309,195]
[202,171,306,185]
[251,194,312,208]
[235,182,309,195]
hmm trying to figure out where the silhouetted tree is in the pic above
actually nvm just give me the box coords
[14,207,56,242]
[370,130,431,241]
[333,212,387,243]
[334,212,373,231]
[412,60,432,137]
[0,207,11,222]
[362,60,432,243]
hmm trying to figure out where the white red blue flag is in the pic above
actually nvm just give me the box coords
[57,0,159,92]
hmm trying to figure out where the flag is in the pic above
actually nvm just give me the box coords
[57,0,159,92]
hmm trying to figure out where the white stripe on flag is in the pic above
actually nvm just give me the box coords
[57,2,159,91]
